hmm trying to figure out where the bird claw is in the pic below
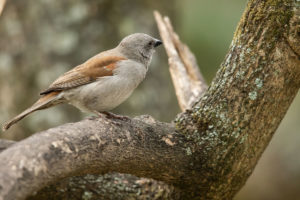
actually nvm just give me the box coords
[102,111,131,121]
[87,115,98,120]
[91,111,130,125]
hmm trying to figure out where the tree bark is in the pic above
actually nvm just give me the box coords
[154,11,208,110]
[0,0,299,199]
[28,173,180,200]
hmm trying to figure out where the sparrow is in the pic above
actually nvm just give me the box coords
[2,33,162,131]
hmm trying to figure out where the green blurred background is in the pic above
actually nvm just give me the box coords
[0,0,299,199]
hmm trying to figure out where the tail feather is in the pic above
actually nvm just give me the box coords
[2,92,61,131]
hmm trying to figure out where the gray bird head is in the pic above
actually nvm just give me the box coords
[117,33,162,66]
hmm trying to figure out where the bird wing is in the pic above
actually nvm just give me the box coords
[40,55,126,95]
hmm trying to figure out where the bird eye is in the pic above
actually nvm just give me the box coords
[148,41,154,46]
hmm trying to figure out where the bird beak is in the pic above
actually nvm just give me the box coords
[154,40,163,47]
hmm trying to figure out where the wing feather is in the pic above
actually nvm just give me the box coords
[40,55,126,95]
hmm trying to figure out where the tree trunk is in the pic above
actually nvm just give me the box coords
[0,0,299,199]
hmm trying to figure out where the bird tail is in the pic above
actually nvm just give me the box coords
[2,92,62,131]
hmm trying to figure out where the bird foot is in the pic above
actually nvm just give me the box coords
[102,111,131,121]
[91,111,130,125]
[87,115,98,120]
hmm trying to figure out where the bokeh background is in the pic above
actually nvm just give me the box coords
[0,0,299,199]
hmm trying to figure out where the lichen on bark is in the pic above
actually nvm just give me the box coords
[174,0,300,198]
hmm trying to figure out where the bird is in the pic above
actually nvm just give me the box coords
[2,33,163,131]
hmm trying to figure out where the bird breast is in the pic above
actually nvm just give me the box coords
[63,60,147,113]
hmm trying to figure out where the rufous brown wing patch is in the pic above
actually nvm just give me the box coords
[40,56,126,95]
[37,91,61,103]
[83,56,126,79]
[104,63,117,71]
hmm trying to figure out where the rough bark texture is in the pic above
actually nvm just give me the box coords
[28,173,180,200]
[0,139,180,200]
[0,0,299,200]
[175,0,300,198]
[0,116,188,200]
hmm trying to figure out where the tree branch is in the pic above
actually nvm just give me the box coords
[174,0,300,198]
[0,116,193,200]
[29,173,180,200]
[0,139,180,200]
[154,11,207,111]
